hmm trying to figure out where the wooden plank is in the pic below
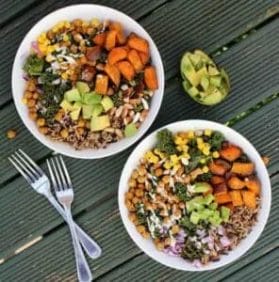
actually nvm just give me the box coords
[222,248,279,281]
[0,20,278,183]
[1,172,278,281]
[0,0,277,106]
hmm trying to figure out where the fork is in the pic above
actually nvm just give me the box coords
[47,156,92,282]
[8,149,101,260]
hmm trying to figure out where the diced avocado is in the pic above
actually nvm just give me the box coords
[199,208,214,220]
[189,53,201,66]
[182,80,191,92]
[186,196,204,212]
[194,182,212,193]
[220,68,230,89]
[83,92,102,105]
[70,102,82,120]
[200,76,210,91]
[209,210,222,226]
[180,52,196,82]
[220,206,230,222]
[60,100,73,112]
[202,88,224,106]
[194,50,211,63]
[90,115,110,131]
[101,96,114,112]
[203,194,214,205]
[190,212,200,225]
[188,86,199,97]
[82,104,94,120]
[208,65,220,76]
[124,123,138,137]
[92,104,104,118]
[210,75,222,87]
[65,88,81,102]
[209,202,218,210]
[76,81,90,94]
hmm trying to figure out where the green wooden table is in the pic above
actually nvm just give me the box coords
[0,0,278,281]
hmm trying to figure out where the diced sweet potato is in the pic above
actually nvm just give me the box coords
[93,32,107,46]
[229,191,243,206]
[227,176,245,190]
[245,177,261,195]
[242,190,256,209]
[86,46,102,61]
[105,30,117,50]
[214,193,232,204]
[223,203,234,211]
[231,162,255,176]
[211,176,225,185]
[213,182,228,195]
[128,49,144,72]
[95,74,109,95]
[108,47,128,65]
[104,64,120,87]
[109,22,126,44]
[144,66,158,90]
[209,160,230,176]
[116,61,135,81]
[220,145,242,162]
[128,35,149,54]
[139,51,150,65]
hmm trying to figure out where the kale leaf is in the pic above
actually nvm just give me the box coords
[155,129,177,156]
[208,131,225,150]
[179,216,196,235]
[23,54,44,76]
[175,182,191,202]
[196,172,213,182]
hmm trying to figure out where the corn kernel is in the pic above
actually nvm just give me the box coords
[22,98,28,104]
[64,21,71,28]
[204,129,212,136]
[60,129,69,138]
[61,72,68,80]
[200,158,206,164]
[203,148,210,156]
[202,166,209,173]
[46,54,55,62]
[91,18,100,27]
[188,130,194,138]
[197,137,204,145]
[212,151,220,158]
[38,44,47,53]
[164,161,171,170]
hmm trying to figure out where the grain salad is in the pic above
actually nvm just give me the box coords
[22,19,158,149]
[125,129,261,266]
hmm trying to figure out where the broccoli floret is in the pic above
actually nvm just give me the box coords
[155,129,177,155]
[208,131,225,150]
[23,54,44,76]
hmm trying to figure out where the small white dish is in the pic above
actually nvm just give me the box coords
[12,4,164,159]
[118,120,271,271]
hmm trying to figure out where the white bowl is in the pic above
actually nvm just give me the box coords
[12,4,164,159]
[118,120,271,271]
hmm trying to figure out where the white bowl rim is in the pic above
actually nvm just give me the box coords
[118,119,271,271]
[12,4,164,159]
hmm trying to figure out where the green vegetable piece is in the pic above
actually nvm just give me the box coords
[210,75,222,87]
[92,104,104,118]
[23,54,44,76]
[208,131,225,150]
[209,210,222,226]
[199,208,214,220]
[83,92,102,105]
[194,182,212,193]
[188,86,199,97]
[82,104,94,120]
[186,196,204,212]
[70,102,82,120]
[76,81,90,94]
[156,129,177,156]
[209,202,218,210]
[65,88,81,102]
[201,76,210,91]
[189,53,201,66]
[220,206,230,222]
[60,100,73,112]
[180,52,196,82]
[175,183,191,202]
[190,212,200,225]
[124,123,138,137]
[208,65,220,76]
[90,115,110,131]
[101,96,114,112]
[203,194,214,205]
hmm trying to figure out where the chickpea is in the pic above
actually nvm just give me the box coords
[77,128,84,135]
[136,225,146,234]
[179,202,186,210]
[128,178,137,188]
[60,129,69,138]
[129,188,136,195]
[27,99,36,108]
[24,91,33,99]
[163,217,170,224]
[138,165,146,176]
[155,168,163,177]
[142,231,150,239]
[128,213,137,222]
[137,176,145,184]
[33,92,39,100]
[126,201,135,211]
[135,189,144,198]
[72,19,83,27]
[132,197,140,205]
[162,175,170,184]
[78,119,86,127]
[29,111,37,120]
[171,225,180,235]
[164,237,172,246]
[36,118,45,127]
[131,170,139,179]
[137,183,144,189]
[47,30,55,40]
[39,127,48,134]
[145,203,154,211]
[27,81,36,92]
[155,241,164,251]
[6,129,17,139]
[125,192,133,200]
[55,112,63,122]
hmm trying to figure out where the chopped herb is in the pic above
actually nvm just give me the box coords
[134,103,144,112]
[179,216,196,235]
[175,182,191,202]
[23,54,44,76]
[197,172,213,182]
[208,131,225,150]
[156,129,177,156]
[185,150,203,173]
[181,238,204,261]
[135,203,148,226]
[111,91,123,107]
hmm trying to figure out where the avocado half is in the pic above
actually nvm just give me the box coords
[180,49,230,106]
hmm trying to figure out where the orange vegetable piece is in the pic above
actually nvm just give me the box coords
[116,61,135,81]
[104,64,120,87]
[144,66,158,90]
[227,176,245,190]
[229,191,243,206]
[220,145,242,162]
[242,190,256,209]
[245,177,261,195]
[211,176,225,185]
[223,203,234,211]
[95,74,109,95]
[231,162,255,176]
[93,32,107,46]
[139,51,150,65]
[128,35,149,54]
[209,160,228,176]
[105,30,117,50]
[214,193,232,204]
[213,182,228,195]
[108,47,128,65]
[128,49,144,72]
[109,21,126,44]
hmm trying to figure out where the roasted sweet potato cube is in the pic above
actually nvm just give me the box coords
[245,177,261,195]
[109,21,126,44]
[128,35,149,54]
[213,182,228,195]
[209,160,230,176]
[108,47,128,65]
[105,30,117,50]
[214,193,232,204]
[242,190,256,209]
[144,66,158,90]
[104,64,120,87]
[95,74,109,95]
[86,46,102,61]
[128,49,144,72]
[211,176,225,185]
[231,162,255,176]
[228,176,245,189]
[229,191,243,206]
[93,32,107,46]
[139,51,150,65]
[116,61,135,81]
[223,202,234,211]
[220,145,242,162]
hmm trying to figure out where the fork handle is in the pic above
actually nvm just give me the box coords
[48,196,102,259]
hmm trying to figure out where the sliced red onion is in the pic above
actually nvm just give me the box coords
[22,75,29,81]
[220,236,231,248]
[196,229,206,238]
[201,236,213,244]
[217,226,225,236]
